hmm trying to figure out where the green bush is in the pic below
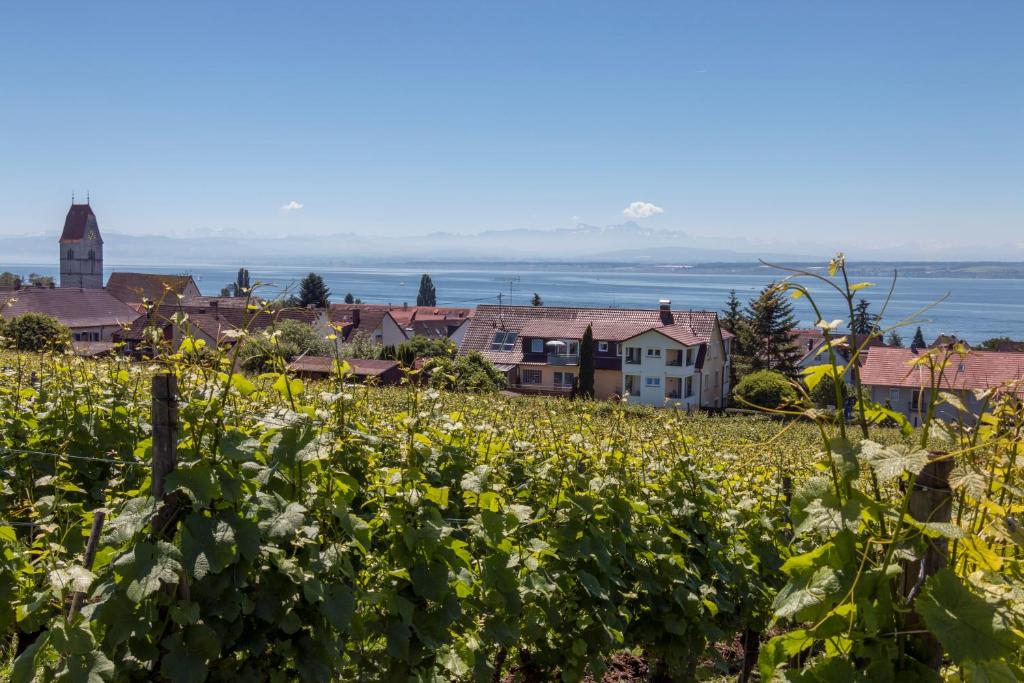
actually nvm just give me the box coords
[427,351,506,392]
[2,313,71,351]
[808,371,848,408]
[240,320,332,372]
[733,369,796,410]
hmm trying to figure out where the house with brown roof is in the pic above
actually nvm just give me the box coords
[859,346,1024,425]
[459,300,732,408]
[287,357,403,385]
[328,305,410,346]
[106,272,201,305]
[0,287,143,342]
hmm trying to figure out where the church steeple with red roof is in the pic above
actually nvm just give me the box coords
[58,199,104,289]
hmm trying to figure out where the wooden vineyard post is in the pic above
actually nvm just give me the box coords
[67,510,105,620]
[151,373,180,539]
[901,452,953,671]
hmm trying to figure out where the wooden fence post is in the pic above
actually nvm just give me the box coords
[901,452,953,671]
[151,373,179,538]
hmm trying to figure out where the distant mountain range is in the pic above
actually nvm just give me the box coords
[3,220,1024,270]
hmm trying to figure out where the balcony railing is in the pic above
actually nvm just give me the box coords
[547,353,579,365]
[666,359,682,367]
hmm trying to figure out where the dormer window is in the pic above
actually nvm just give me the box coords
[531,338,544,353]
[490,330,518,351]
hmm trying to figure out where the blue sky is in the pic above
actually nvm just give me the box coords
[1,1,1021,250]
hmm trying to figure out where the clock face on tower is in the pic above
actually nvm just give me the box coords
[88,230,97,240]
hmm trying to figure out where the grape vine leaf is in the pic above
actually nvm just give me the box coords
[915,569,1021,664]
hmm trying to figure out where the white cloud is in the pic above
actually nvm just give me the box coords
[622,201,664,219]
[280,200,304,211]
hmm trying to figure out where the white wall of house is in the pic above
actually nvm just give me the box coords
[379,314,409,346]
[865,384,988,427]
[448,319,470,347]
[70,325,119,342]
[621,330,701,409]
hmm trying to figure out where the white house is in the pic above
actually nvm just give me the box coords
[620,304,729,409]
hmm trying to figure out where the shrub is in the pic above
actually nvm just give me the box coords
[2,313,71,351]
[808,371,848,408]
[427,351,506,392]
[733,369,796,410]
[240,320,332,372]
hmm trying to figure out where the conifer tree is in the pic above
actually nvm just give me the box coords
[417,274,437,307]
[344,293,355,304]
[578,325,595,398]
[531,293,543,307]
[911,326,926,350]
[886,330,904,348]
[851,298,880,335]
[297,272,331,308]
[745,284,801,377]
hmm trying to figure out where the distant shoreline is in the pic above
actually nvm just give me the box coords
[5,259,1024,280]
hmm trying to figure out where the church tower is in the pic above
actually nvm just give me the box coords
[59,200,104,289]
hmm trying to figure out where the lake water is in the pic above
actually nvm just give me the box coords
[11,262,1024,344]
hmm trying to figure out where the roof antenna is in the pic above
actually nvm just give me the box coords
[86,191,90,205]
[71,191,75,204]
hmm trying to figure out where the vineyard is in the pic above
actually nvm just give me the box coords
[2,270,1024,680]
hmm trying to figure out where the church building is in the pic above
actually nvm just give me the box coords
[59,201,104,289]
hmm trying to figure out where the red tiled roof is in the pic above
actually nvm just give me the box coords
[0,288,143,329]
[59,204,99,243]
[859,347,1024,394]
[106,272,199,304]
[287,356,399,377]
[330,304,471,339]
[460,304,721,364]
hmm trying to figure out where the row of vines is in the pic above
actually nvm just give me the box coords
[1,258,1023,681]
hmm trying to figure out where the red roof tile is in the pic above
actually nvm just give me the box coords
[859,347,1024,394]
[106,272,199,304]
[59,204,99,243]
[287,356,399,377]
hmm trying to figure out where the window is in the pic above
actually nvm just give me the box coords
[645,376,661,388]
[531,339,544,353]
[566,340,579,356]
[685,376,694,398]
[685,348,694,365]
[889,388,900,403]
[598,341,608,353]
[624,375,639,394]
[522,369,542,384]
[647,348,661,358]
[490,331,518,351]
[88,250,95,260]
[554,372,575,387]
[68,249,74,259]
[625,347,641,364]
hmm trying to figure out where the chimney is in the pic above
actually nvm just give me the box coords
[209,300,219,314]
[659,299,673,325]
[403,302,408,310]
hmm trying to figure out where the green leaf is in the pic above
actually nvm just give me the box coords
[577,570,608,601]
[758,628,814,681]
[48,565,96,594]
[61,650,115,683]
[411,560,449,601]
[915,569,1021,664]
[962,659,1018,683]
[165,459,219,506]
[423,484,449,509]
[49,620,95,655]
[773,566,841,620]
[116,541,182,603]
[256,494,308,543]
[11,636,45,683]
[859,440,929,483]
[182,514,237,579]
[802,364,844,391]
[320,583,355,632]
